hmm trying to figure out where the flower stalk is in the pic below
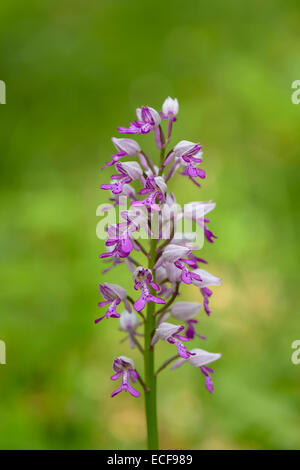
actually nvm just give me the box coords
[144,238,159,449]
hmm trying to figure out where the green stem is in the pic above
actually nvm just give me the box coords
[144,237,159,449]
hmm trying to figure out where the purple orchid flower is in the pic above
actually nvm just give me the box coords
[175,141,205,186]
[101,183,136,210]
[160,97,179,141]
[95,283,131,323]
[171,348,221,393]
[154,244,202,285]
[185,253,208,268]
[132,176,167,212]
[99,210,140,260]
[182,201,217,243]
[170,301,206,340]
[101,161,143,194]
[102,137,142,169]
[118,106,161,135]
[163,140,205,186]
[101,224,134,259]
[133,267,165,312]
[192,269,222,315]
[118,106,165,150]
[152,322,195,359]
[110,356,140,398]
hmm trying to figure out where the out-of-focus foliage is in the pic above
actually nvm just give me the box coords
[0,0,299,449]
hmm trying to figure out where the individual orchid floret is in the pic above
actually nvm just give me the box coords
[154,244,202,285]
[119,311,141,349]
[168,237,207,267]
[102,137,142,169]
[133,267,165,312]
[154,244,189,266]
[192,269,222,315]
[163,140,201,166]
[152,322,195,359]
[119,106,165,150]
[192,268,221,287]
[171,348,221,393]
[180,159,206,186]
[182,201,217,243]
[175,141,205,185]
[99,210,142,260]
[164,140,205,186]
[161,97,179,141]
[118,106,161,134]
[118,105,160,133]
[170,301,206,340]
[155,252,200,299]
[99,223,135,259]
[101,161,143,194]
[95,283,131,323]
[132,176,167,212]
[161,97,179,119]
[174,140,203,159]
[110,356,140,398]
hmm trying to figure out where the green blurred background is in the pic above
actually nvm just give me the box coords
[0,0,299,449]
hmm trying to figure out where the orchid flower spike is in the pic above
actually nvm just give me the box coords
[98,97,222,424]
[110,356,140,398]
[152,322,195,359]
[95,283,131,323]
[171,348,221,393]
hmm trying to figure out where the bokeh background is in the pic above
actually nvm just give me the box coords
[0,0,299,450]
